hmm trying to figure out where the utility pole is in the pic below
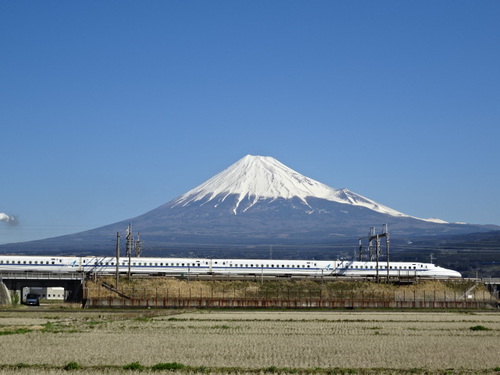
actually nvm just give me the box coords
[383,224,390,280]
[359,224,390,283]
[115,232,120,288]
[375,234,380,283]
[126,223,133,258]
[135,232,142,257]
[369,227,375,261]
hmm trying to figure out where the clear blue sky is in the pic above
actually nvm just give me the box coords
[1,1,499,244]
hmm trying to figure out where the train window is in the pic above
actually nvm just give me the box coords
[176,263,179,266]
[214,262,218,264]
[307,265,310,268]
[52,261,55,265]
[250,264,253,267]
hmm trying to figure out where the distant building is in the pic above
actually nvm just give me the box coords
[24,287,65,301]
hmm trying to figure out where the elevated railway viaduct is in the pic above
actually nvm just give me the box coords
[0,272,498,307]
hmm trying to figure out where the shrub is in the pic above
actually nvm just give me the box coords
[0,328,31,336]
[264,366,278,373]
[123,362,144,371]
[151,362,186,371]
[469,325,491,331]
[64,361,81,371]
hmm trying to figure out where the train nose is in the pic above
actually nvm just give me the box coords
[451,270,462,278]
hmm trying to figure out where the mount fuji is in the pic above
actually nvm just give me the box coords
[2,155,498,255]
[172,155,410,218]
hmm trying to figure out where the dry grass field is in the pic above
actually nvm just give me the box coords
[86,277,496,302]
[0,308,499,375]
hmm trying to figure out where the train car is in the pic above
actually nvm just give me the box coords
[0,255,461,279]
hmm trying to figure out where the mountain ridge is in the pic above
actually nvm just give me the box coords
[1,154,498,255]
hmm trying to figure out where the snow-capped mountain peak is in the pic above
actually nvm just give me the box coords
[172,155,412,218]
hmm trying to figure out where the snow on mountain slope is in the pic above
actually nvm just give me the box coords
[172,155,418,219]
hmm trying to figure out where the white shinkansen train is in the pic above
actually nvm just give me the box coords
[0,255,461,279]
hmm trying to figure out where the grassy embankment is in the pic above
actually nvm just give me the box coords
[85,276,495,302]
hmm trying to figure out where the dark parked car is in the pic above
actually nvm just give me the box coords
[25,294,40,306]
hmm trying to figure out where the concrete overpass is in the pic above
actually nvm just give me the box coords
[0,272,85,304]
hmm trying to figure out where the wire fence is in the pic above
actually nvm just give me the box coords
[84,281,499,309]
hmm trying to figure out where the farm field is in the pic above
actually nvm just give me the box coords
[0,309,499,374]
